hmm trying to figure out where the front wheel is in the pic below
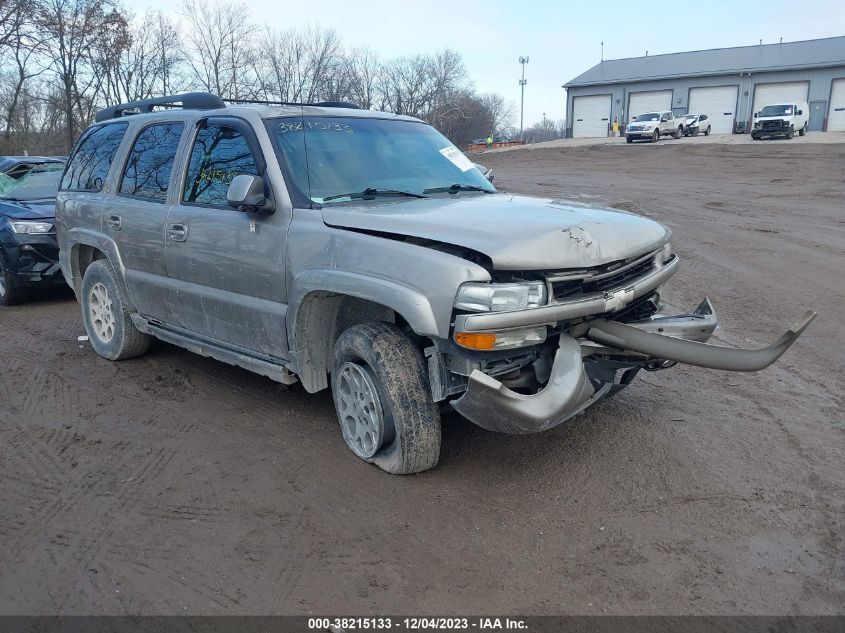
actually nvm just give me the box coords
[81,260,151,360]
[651,129,659,143]
[332,322,441,474]
[626,136,633,143]
[0,255,25,306]
[786,125,794,139]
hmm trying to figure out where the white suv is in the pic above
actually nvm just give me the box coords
[751,102,809,140]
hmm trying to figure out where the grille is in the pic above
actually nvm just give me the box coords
[550,254,658,302]
[762,120,786,130]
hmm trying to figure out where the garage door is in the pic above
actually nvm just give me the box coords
[688,86,738,134]
[752,81,809,116]
[827,79,845,131]
[572,95,611,138]
[628,90,672,120]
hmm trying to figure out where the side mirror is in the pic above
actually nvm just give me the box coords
[227,174,272,214]
[754,112,759,118]
[797,109,803,115]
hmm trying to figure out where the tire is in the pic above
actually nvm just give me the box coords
[626,136,633,144]
[704,126,711,136]
[798,124,806,136]
[80,259,151,360]
[0,254,26,306]
[674,126,683,139]
[651,129,659,143]
[786,125,794,140]
[332,322,441,475]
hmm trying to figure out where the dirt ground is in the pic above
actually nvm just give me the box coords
[1,141,843,616]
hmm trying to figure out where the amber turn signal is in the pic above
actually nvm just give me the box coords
[454,331,497,350]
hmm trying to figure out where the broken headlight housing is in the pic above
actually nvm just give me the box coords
[655,242,673,265]
[454,281,547,313]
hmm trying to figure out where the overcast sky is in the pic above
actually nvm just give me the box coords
[129,0,844,128]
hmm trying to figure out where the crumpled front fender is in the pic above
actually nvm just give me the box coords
[451,335,606,434]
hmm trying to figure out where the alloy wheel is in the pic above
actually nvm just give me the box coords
[335,361,388,458]
[88,282,116,343]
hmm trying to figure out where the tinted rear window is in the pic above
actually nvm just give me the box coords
[120,122,185,201]
[61,123,128,191]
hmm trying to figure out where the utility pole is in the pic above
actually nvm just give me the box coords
[519,56,529,137]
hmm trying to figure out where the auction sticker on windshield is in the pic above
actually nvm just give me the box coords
[439,146,475,172]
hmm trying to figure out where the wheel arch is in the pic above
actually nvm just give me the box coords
[66,233,133,308]
[287,271,441,393]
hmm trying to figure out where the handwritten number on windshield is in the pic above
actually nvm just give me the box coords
[278,121,354,134]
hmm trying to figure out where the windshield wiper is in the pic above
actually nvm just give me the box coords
[422,184,491,194]
[322,187,427,202]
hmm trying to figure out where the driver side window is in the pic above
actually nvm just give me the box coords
[182,123,259,207]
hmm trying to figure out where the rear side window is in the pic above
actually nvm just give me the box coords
[182,124,259,207]
[61,123,128,191]
[119,122,185,201]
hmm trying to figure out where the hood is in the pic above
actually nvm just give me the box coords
[0,198,56,220]
[321,193,670,270]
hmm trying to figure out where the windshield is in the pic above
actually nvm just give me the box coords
[269,116,495,206]
[759,104,793,117]
[635,113,661,122]
[0,162,64,201]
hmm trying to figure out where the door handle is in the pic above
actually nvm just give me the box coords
[168,223,188,242]
[106,214,121,230]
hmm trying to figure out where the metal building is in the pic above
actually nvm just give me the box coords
[563,36,845,138]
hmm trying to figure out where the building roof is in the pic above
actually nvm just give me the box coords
[564,36,845,87]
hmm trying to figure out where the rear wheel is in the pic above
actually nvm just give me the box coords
[704,126,711,136]
[798,124,806,136]
[0,255,25,306]
[332,322,441,474]
[674,126,683,139]
[81,260,151,360]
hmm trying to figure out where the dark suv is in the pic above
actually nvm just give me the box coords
[56,93,815,474]
[0,159,66,305]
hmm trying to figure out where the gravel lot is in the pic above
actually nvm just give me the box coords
[1,140,843,616]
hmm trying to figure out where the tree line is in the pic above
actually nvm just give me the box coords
[0,0,516,155]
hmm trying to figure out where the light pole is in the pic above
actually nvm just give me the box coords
[519,56,529,137]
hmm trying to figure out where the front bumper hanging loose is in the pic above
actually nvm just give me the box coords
[586,306,816,372]
[451,298,816,434]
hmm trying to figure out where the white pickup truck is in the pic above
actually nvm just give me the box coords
[626,111,684,143]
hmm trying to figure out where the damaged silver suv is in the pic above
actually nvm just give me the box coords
[56,93,816,474]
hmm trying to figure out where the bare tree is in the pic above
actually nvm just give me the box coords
[37,0,126,150]
[91,10,184,105]
[180,0,256,100]
[345,47,380,109]
[253,25,345,104]
[0,0,29,49]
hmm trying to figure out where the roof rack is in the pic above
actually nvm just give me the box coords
[221,98,361,109]
[95,92,226,122]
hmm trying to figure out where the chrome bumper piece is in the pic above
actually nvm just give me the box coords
[452,298,816,434]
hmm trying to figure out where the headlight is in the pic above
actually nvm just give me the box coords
[454,281,547,312]
[10,220,54,234]
[644,124,654,130]
[655,242,673,265]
